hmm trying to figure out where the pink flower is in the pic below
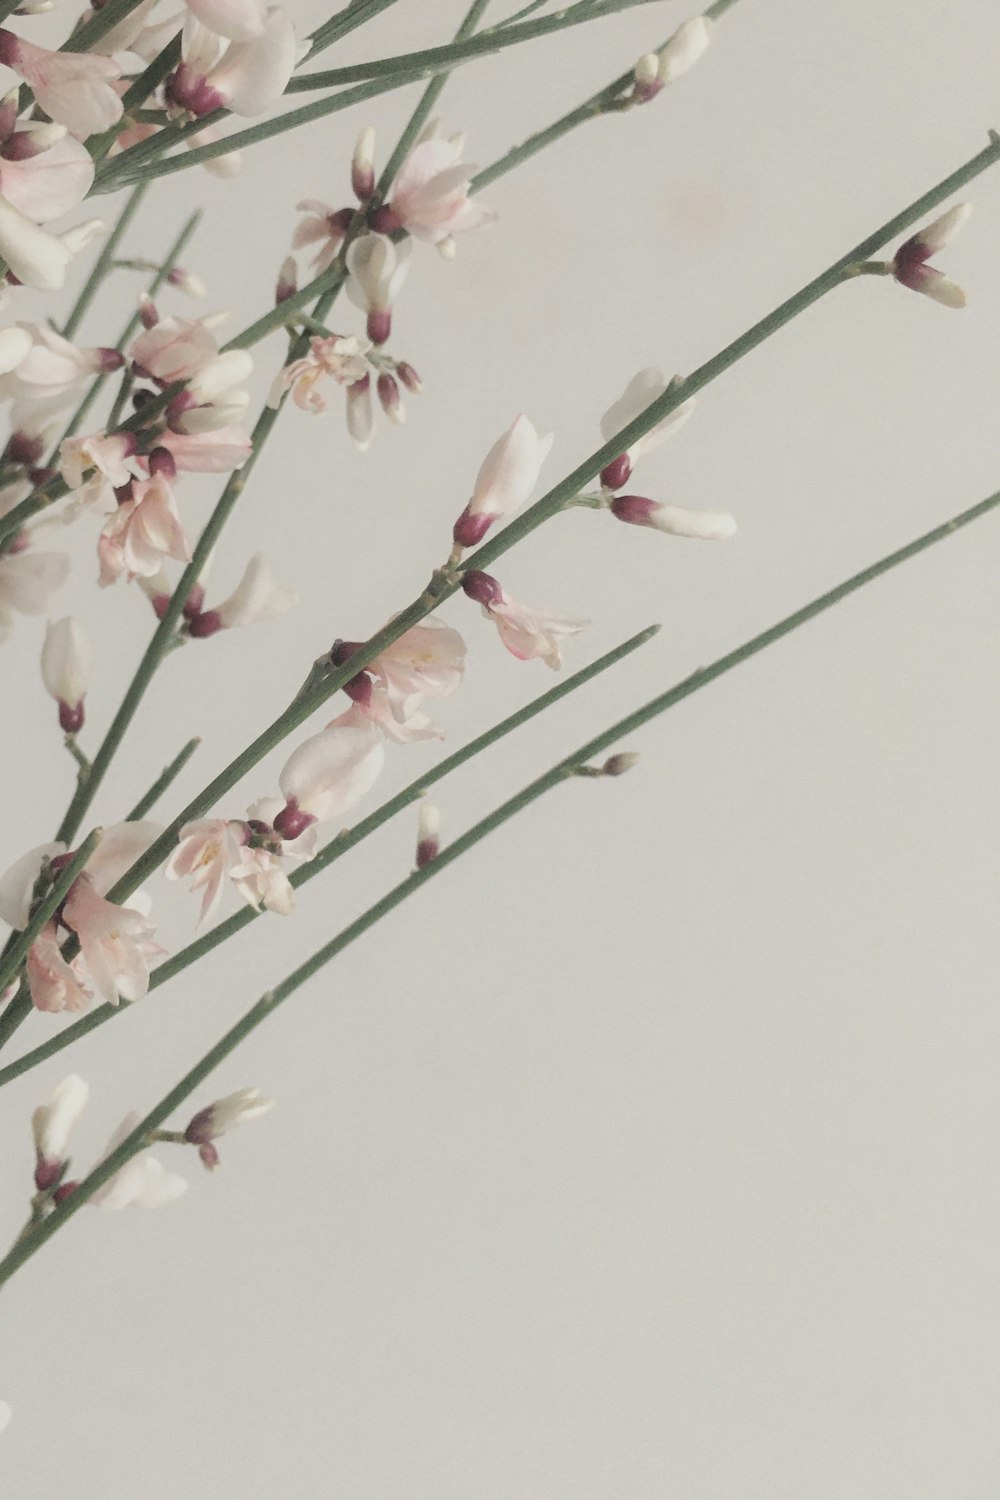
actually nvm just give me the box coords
[155,424,252,473]
[60,431,140,506]
[462,570,586,669]
[0,31,122,138]
[130,312,220,383]
[26,922,92,1013]
[377,132,495,250]
[269,334,371,414]
[0,323,122,405]
[367,617,467,720]
[167,10,296,119]
[228,845,295,915]
[165,817,248,925]
[165,348,253,433]
[98,474,192,586]
[62,876,159,1007]
[892,203,971,309]
[329,685,444,744]
[292,200,353,274]
[0,130,94,223]
[453,414,553,548]
[610,493,737,541]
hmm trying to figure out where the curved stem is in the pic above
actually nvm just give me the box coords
[2,481,997,1289]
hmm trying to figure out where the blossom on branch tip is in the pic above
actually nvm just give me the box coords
[632,17,714,103]
[41,615,91,732]
[610,493,737,541]
[453,414,553,548]
[461,570,586,669]
[0,31,122,138]
[892,203,971,308]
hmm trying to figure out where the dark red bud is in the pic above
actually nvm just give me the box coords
[52,1181,79,1206]
[369,204,401,234]
[452,506,493,549]
[147,446,176,479]
[187,609,223,638]
[395,361,422,394]
[6,432,43,466]
[367,308,391,345]
[330,639,363,667]
[599,452,632,491]
[415,838,439,869]
[461,570,504,608]
[273,800,316,841]
[58,699,85,735]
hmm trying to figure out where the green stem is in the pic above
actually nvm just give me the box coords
[126,738,201,821]
[95,135,1000,911]
[3,483,998,1288]
[0,627,658,1086]
[52,210,202,451]
[287,0,661,92]
[376,0,494,196]
[305,0,408,58]
[61,183,148,342]
[0,830,101,1022]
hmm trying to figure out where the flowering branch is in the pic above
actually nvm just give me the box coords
[0,626,658,1087]
[81,135,1000,911]
[1,480,997,1288]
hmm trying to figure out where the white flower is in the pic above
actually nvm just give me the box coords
[380,132,496,247]
[184,1086,274,1142]
[0,550,70,645]
[345,233,412,343]
[656,16,714,86]
[892,203,972,309]
[278,723,386,826]
[0,322,121,405]
[462,570,586,669]
[41,615,91,724]
[0,131,94,223]
[0,325,31,375]
[599,369,694,476]
[0,31,122,137]
[169,9,296,119]
[90,1112,188,1209]
[610,494,737,541]
[453,415,553,547]
[32,1073,88,1165]
[368,617,466,721]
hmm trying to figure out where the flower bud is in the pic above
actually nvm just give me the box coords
[183,1087,274,1151]
[41,617,91,733]
[351,125,376,201]
[611,494,737,541]
[167,265,206,297]
[32,1073,88,1191]
[395,360,422,394]
[415,801,440,868]
[377,371,404,423]
[460,569,504,608]
[602,752,640,777]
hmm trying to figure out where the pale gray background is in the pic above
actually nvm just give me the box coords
[0,1,999,1495]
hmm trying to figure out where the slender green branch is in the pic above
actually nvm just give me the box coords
[93,135,1000,912]
[0,627,658,1085]
[305,0,408,59]
[0,831,101,1002]
[287,0,661,92]
[3,481,998,1287]
[61,183,148,342]
[126,738,201,821]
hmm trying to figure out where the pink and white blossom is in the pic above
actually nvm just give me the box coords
[0,131,94,223]
[610,493,737,541]
[130,311,219,383]
[168,10,296,119]
[228,844,295,915]
[376,132,495,250]
[165,817,248,924]
[155,424,252,473]
[59,431,140,505]
[0,31,122,138]
[98,473,192,586]
[462,569,586,669]
[269,334,371,413]
[292,200,353,274]
[892,203,971,308]
[329,685,444,744]
[183,1087,273,1172]
[0,323,121,405]
[26,921,92,1013]
[211,551,298,630]
[62,876,159,1006]
[453,414,553,548]
[0,199,102,290]
[366,616,466,720]
[276,722,385,831]
[345,232,412,344]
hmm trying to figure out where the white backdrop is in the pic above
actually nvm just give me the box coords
[1,2,999,1495]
